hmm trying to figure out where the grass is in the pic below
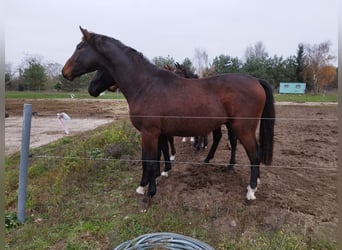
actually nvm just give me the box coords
[274,93,338,102]
[5,90,338,102]
[4,120,337,249]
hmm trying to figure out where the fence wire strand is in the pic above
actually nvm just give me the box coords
[30,154,338,172]
[32,112,338,122]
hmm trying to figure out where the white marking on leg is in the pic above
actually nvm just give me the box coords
[190,137,195,142]
[161,171,169,177]
[246,185,257,200]
[170,155,175,161]
[182,137,187,142]
[257,178,261,185]
[136,186,146,195]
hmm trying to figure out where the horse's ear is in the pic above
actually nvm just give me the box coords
[79,26,91,41]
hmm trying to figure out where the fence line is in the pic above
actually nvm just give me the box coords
[31,112,338,122]
[30,154,338,172]
[21,105,338,173]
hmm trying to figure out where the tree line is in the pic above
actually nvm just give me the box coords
[5,41,337,94]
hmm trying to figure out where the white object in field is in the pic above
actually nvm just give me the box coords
[57,112,71,134]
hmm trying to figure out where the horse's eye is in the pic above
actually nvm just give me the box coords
[76,44,83,50]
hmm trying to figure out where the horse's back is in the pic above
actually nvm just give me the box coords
[199,73,266,110]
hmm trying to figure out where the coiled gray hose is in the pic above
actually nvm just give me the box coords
[114,232,214,250]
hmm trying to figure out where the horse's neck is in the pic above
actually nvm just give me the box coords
[105,64,151,103]
[98,40,157,103]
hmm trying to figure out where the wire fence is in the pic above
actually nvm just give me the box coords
[6,105,339,172]
[31,111,338,122]
[30,154,338,172]
[25,108,338,172]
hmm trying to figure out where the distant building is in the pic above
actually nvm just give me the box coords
[279,83,306,94]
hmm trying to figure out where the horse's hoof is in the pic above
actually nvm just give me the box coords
[140,196,151,212]
[222,167,235,173]
[245,199,256,206]
[161,171,169,177]
[246,185,257,200]
[227,169,235,174]
[136,186,146,195]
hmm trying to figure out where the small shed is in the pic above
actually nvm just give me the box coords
[279,82,306,94]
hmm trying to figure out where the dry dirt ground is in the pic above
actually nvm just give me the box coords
[5,99,338,238]
[5,99,128,154]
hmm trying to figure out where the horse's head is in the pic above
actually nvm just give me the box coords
[88,69,118,97]
[62,27,101,81]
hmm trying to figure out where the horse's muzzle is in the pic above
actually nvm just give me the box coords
[61,62,75,81]
[61,68,74,81]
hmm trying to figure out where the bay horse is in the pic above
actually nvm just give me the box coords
[88,69,175,178]
[88,64,227,178]
[62,27,275,204]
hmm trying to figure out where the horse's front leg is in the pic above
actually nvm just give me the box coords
[136,133,160,200]
[136,154,149,195]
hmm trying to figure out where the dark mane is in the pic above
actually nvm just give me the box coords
[88,32,174,77]
[175,63,198,79]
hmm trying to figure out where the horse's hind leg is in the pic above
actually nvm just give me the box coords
[193,136,200,152]
[158,134,172,177]
[168,136,176,161]
[204,127,222,163]
[203,135,208,148]
[234,128,261,201]
[226,123,237,172]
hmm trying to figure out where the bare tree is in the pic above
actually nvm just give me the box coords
[303,41,336,94]
[193,48,209,77]
[45,62,62,78]
[244,41,268,60]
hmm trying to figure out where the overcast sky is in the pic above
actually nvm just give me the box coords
[5,0,338,68]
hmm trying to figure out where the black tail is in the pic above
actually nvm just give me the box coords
[258,79,275,165]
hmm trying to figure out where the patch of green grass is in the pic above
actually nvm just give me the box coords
[5,213,20,230]
[274,93,338,102]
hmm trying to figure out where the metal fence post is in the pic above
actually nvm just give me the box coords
[17,104,32,223]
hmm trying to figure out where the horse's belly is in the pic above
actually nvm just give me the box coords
[162,117,224,137]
